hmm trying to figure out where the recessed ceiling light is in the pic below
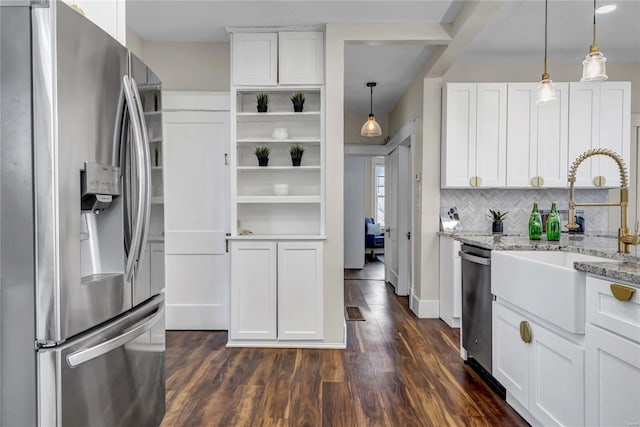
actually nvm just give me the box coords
[596,4,617,14]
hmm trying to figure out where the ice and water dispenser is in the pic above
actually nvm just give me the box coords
[80,162,125,281]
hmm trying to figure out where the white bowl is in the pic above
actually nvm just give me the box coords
[273,184,289,196]
[272,127,289,140]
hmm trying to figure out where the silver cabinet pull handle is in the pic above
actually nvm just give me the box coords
[67,305,164,368]
[459,251,491,266]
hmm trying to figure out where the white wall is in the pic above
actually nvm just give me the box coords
[344,156,365,269]
[126,27,230,91]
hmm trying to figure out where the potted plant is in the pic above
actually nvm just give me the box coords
[289,144,304,166]
[488,209,508,234]
[256,93,269,113]
[254,146,270,166]
[290,91,305,112]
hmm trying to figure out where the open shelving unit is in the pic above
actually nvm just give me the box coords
[140,86,164,241]
[231,86,324,237]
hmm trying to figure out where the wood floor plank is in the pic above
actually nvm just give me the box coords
[162,261,527,427]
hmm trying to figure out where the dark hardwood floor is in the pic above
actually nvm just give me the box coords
[162,261,527,426]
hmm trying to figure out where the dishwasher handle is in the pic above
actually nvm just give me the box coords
[459,251,491,266]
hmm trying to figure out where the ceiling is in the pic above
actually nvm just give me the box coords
[127,1,463,42]
[344,43,436,114]
[461,1,640,63]
[127,1,640,115]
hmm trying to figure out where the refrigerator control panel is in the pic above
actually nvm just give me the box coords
[81,162,121,197]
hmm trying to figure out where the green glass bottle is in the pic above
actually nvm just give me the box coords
[546,202,561,241]
[528,202,542,240]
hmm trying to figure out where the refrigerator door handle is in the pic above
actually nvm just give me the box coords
[66,305,164,368]
[130,78,152,272]
[122,75,146,282]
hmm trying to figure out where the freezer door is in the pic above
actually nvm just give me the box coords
[33,1,132,342]
[38,295,165,427]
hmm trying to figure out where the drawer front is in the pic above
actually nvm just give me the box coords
[586,276,640,343]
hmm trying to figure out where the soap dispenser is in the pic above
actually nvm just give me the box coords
[528,202,542,240]
[546,202,561,241]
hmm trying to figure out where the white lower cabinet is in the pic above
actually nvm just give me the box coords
[229,240,323,344]
[493,301,585,426]
[585,276,640,426]
[439,236,461,327]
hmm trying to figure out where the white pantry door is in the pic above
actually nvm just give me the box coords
[164,110,230,329]
[385,149,399,288]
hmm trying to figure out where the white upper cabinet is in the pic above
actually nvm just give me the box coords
[231,31,324,86]
[232,33,279,86]
[278,32,324,85]
[506,83,569,188]
[62,0,126,45]
[568,81,631,188]
[441,83,506,188]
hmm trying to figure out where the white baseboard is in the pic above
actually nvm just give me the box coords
[410,295,440,318]
[166,304,228,330]
[226,340,347,349]
[440,315,461,328]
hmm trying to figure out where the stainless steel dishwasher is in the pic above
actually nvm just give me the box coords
[459,244,504,397]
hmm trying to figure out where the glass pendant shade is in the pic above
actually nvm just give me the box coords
[536,78,557,105]
[361,82,382,137]
[361,114,382,137]
[581,49,608,82]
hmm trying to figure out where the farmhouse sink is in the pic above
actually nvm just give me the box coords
[492,251,620,334]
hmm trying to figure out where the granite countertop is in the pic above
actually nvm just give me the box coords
[445,232,640,285]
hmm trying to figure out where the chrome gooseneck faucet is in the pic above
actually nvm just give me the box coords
[567,148,639,253]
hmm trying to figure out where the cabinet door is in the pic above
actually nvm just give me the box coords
[506,83,537,187]
[586,324,640,427]
[475,83,507,187]
[230,241,277,340]
[568,82,599,187]
[493,302,530,406]
[597,82,631,187]
[278,32,324,85]
[277,242,323,340]
[62,0,126,45]
[441,83,477,188]
[528,321,585,427]
[232,33,278,86]
[536,83,569,188]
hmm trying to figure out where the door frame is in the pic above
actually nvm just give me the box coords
[344,120,416,297]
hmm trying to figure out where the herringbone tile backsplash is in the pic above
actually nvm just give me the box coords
[440,189,609,233]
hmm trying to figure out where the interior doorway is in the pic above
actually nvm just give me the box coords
[343,126,414,298]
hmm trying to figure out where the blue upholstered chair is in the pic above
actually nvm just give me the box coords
[365,218,384,259]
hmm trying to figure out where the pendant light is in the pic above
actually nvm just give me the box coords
[361,82,382,137]
[536,0,557,105]
[581,0,608,82]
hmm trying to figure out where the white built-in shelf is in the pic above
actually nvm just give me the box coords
[237,111,320,121]
[236,195,320,204]
[236,138,321,145]
[151,197,164,204]
[148,235,165,242]
[149,137,162,143]
[227,234,327,241]
[237,166,320,171]
[151,166,163,171]
[144,111,162,117]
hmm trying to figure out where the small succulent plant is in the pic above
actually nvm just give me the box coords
[254,146,271,158]
[290,92,305,112]
[488,209,509,223]
[256,93,269,112]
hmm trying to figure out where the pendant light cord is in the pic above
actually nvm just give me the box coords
[369,85,373,116]
[544,0,548,75]
[592,0,597,45]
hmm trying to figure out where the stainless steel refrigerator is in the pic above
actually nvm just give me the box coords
[0,2,165,425]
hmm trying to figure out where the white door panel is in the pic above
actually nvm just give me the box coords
[164,108,230,330]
